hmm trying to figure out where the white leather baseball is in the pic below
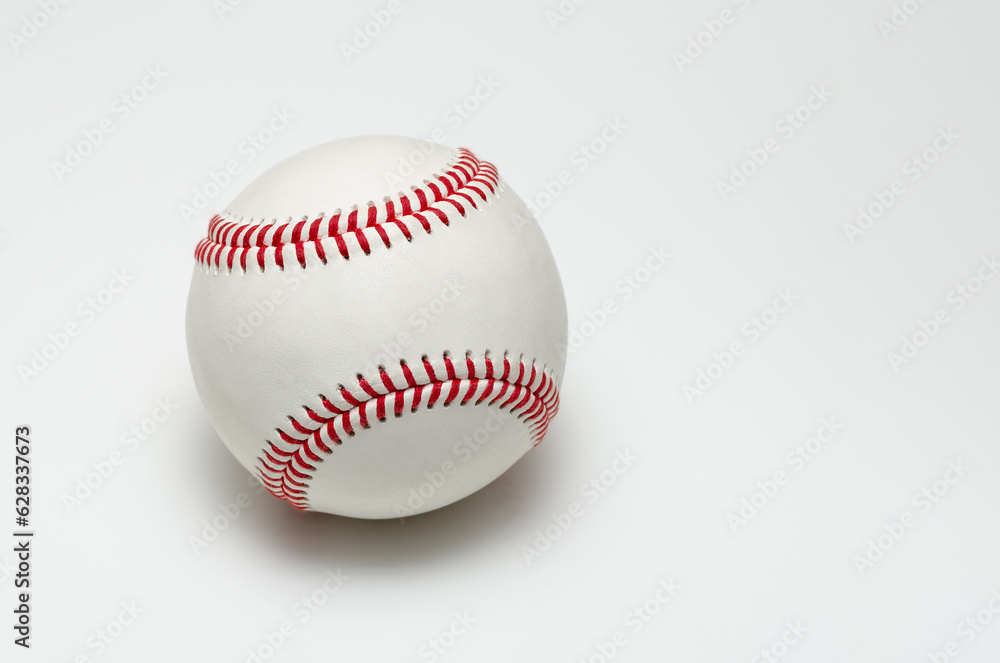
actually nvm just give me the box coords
[186,135,567,519]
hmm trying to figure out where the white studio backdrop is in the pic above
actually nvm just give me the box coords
[2,0,1000,661]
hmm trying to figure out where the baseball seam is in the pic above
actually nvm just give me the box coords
[257,350,560,511]
[194,148,501,274]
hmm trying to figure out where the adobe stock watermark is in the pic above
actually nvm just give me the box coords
[716,85,833,202]
[852,458,970,576]
[225,267,465,362]
[521,450,638,565]
[527,117,628,220]
[673,0,757,73]
[362,277,468,377]
[887,255,998,372]
[243,569,350,663]
[0,555,14,586]
[67,601,145,662]
[727,417,843,533]
[576,579,679,663]
[17,269,135,384]
[179,108,295,224]
[188,474,267,556]
[544,0,592,31]
[843,126,959,244]
[213,0,250,20]
[394,408,511,520]
[877,0,935,40]
[7,0,72,54]
[52,66,168,182]
[339,0,409,63]
[62,398,180,514]
[384,75,502,190]
[682,288,799,404]
[926,589,1000,662]
[417,611,477,662]
[749,621,810,663]
[559,245,670,358]
[223,265,316,352]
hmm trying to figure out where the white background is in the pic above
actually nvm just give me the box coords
[3,0,1000,661]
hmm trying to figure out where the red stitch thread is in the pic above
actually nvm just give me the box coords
[401,361,417,388]
[428,382,443,407]
[414,188,429,209]
[374,224,391,249]
[256,351,560,510]
[194,149,501,273]
[476,379,495,405]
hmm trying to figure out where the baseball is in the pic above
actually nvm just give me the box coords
[186,135,568,519]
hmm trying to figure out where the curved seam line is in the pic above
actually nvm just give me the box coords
[257,363,560,511]
[194,148,502,274]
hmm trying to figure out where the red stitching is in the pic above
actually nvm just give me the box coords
[193,149,501,273]
[256,351,560,511]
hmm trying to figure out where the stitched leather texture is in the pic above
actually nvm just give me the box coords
[186,135,568,518]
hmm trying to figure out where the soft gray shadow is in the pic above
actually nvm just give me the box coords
[191,418,562,570]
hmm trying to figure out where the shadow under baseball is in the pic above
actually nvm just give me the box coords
[190,416,567,572]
